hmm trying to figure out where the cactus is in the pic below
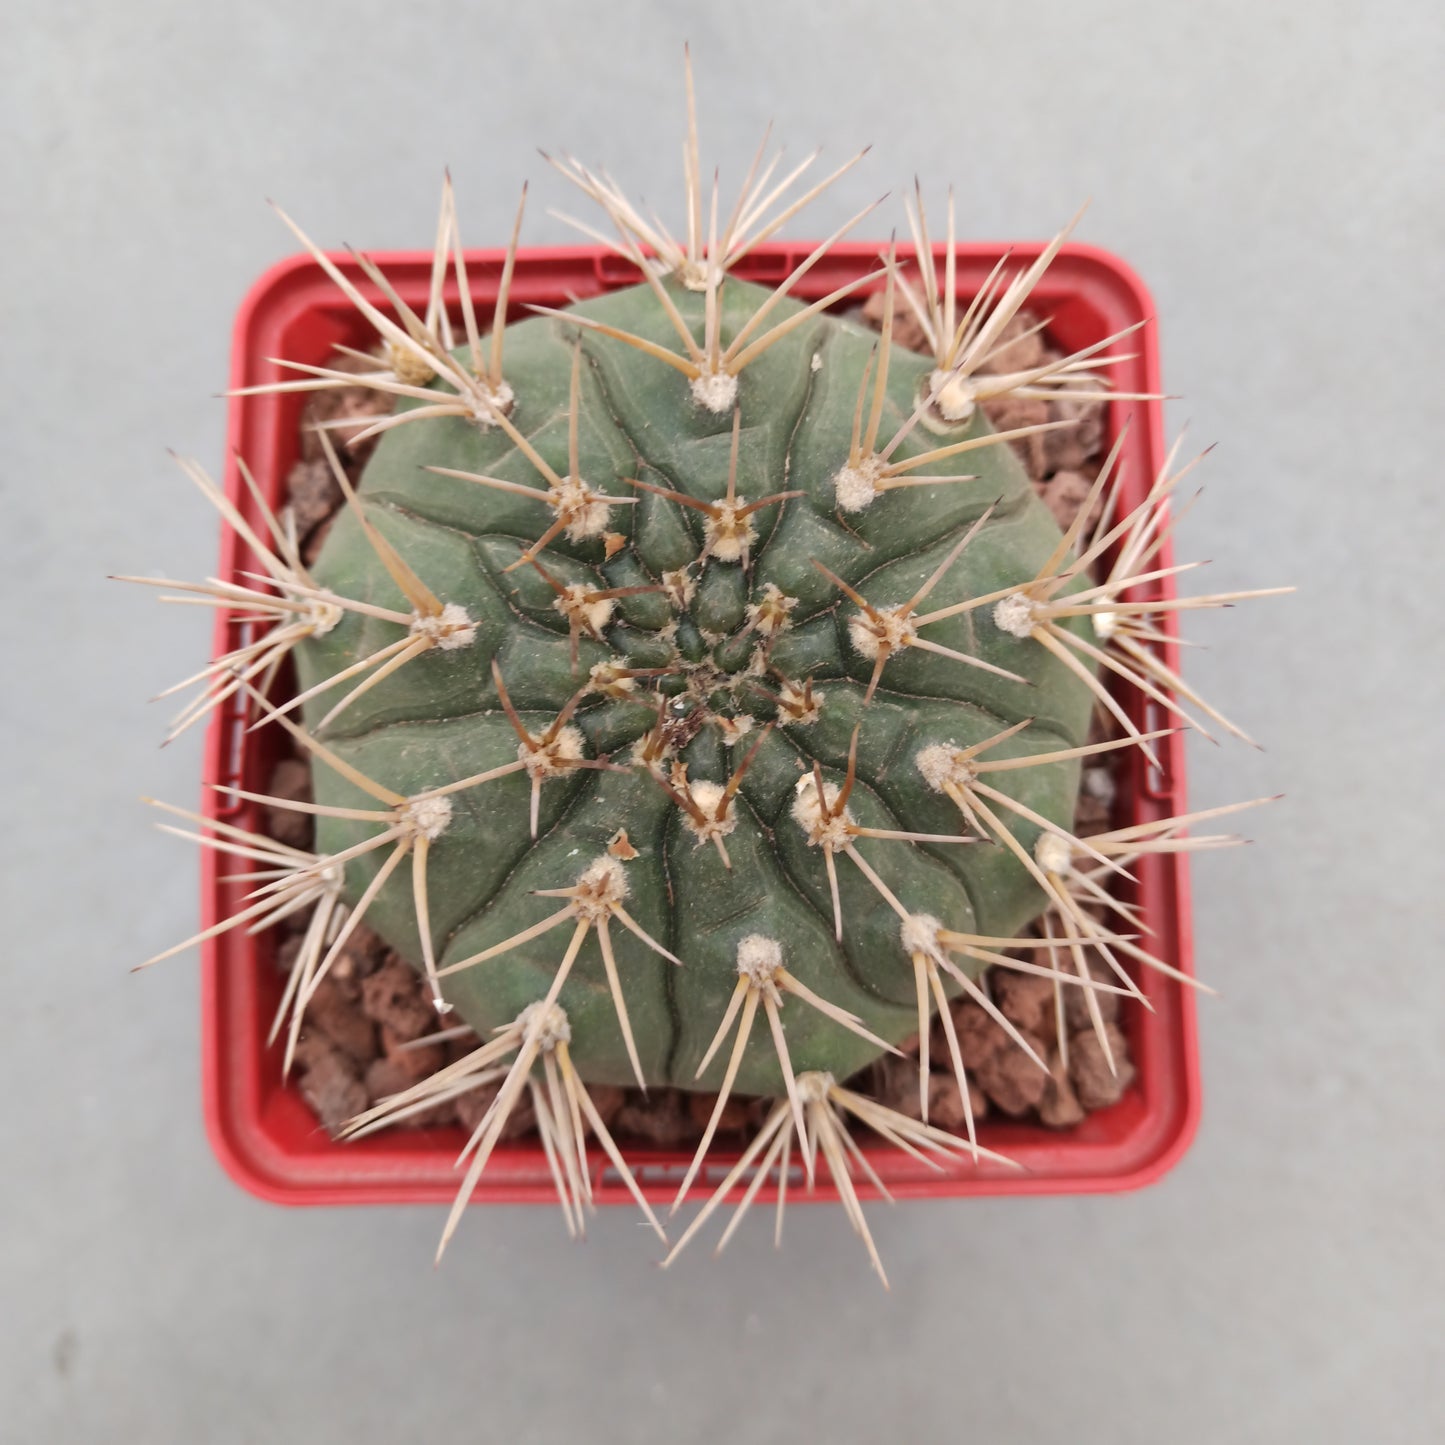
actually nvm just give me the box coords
[124,51,1286,1284]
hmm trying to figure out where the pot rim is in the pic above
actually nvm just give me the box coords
[202,237,1198,1207]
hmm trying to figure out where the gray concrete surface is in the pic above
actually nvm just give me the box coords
[4,2,1441,1441]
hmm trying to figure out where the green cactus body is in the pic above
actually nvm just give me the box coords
[296,276,1096,1094]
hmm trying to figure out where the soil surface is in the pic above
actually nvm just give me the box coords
[268,297,1135,1146]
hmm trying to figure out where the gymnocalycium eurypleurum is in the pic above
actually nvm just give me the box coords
[124,53,1286,1284]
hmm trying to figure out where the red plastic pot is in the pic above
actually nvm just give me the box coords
[203,238,1198,1207]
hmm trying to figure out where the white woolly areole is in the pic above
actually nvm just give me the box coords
[588,661,635,696]
[1034,832,1072,874]
[305,593,345,638]
[410,602,477,651]
[630,737,666,771]
[550,479,611,541]
[518,1000,571,1051]
[900,912,946,960]
[718,714,755,746]
[915,743,970,793]
[779,679,823,724]
[402,793,453,841]
[555,587,615,634]
[473,378,516,426]
[704,504,757,564]
[678,258,714,292]
[662,568,697,608]
[992,593,1037,640]
[521,724,586,780]
[848,604,915,661]
[571,854,629,919]
[736,934,784,987]
[685,779,736,839]
[833,456,884,514]
[690,368,739,414]
[746,583,797,637]
[791,774,853,849]
[810,351,823,373]
[1091,607,1119,642]
[930,368,977,424]
[796,1071,834,1105]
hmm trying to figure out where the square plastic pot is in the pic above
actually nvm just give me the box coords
[203,237,1198,1207]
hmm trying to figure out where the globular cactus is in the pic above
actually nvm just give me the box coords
[126,52,1286,1283]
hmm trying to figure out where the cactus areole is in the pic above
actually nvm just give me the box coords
[298,275,1098,1096]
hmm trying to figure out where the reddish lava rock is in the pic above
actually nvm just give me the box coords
[361,960,437,1042]
[613,1090,697,1147]
[264,757,314,851]
[283,456,342,547]
[951,1003,1051,1117]
[454,1076,537,1140]
[993,970,1058,1042]
[1039,1054,1086,1129]
[302,974,376,1065]
[296,353,393,462]
[1036,469,1097,532]
[294,1034,368,1133]
[1062,963,1123,1032]
[1069,1023,1136,1110]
